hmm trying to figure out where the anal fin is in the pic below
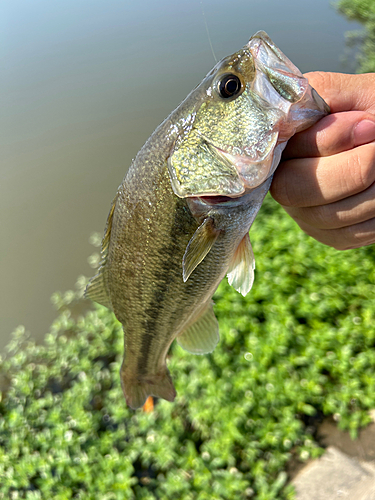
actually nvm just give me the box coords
[227,233,255,296]
[176,302,219,354]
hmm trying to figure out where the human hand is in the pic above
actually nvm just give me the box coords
[270,72,375,250]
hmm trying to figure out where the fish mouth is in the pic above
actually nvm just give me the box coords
[247,31,330,126]
[247,30,304,82]
[198,195,235,205]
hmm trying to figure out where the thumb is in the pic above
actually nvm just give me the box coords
[304,71,375,114]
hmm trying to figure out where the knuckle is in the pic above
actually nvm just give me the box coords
[299,205,341,230]
[331,230,357,250]
[307,205,334,229]
[332,233,356,250]
[350,143,375,192]
[305,71,334,97]
[270,171,293,206]
[334,225,368,250]
[332,243,347,251]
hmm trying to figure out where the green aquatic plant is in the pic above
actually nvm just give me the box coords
[1,195,375,499]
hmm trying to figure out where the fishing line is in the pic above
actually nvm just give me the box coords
[200,0,217,63]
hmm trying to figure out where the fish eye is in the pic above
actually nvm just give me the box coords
[217,74,242,99]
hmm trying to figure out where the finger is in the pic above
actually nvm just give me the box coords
[271,141,375,207]
[291,215,375,250]
[283,111,375,160]
[283,180,375,230]
[304,72,375,114]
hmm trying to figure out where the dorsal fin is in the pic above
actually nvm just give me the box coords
[101,192,118,254]
[84,192,119,309]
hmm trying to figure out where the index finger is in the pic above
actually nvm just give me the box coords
[305,72,375,114]
[271,141,375,207]
[282,110,375,160]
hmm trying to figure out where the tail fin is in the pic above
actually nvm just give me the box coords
[120,366,176,410]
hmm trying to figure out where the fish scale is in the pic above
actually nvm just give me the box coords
[85,31,329,409]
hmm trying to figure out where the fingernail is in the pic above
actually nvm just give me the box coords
[353,119,375,146]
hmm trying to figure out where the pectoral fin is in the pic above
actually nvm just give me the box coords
[176,302,219,354]
[183,217,220,282]
[227,233,255,296]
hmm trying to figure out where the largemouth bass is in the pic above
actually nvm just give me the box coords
[86,31,329,409]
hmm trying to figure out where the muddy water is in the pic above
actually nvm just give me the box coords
[1,0,360,350]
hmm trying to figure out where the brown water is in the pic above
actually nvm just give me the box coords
[1,0,360,350]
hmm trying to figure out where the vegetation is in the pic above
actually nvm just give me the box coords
[1,194,375,499]
[2,5,375,497]
[337,0,375,72]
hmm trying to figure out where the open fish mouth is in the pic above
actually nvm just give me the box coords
[198,194,235,204]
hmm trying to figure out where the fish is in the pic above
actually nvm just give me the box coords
[85,31,329,409]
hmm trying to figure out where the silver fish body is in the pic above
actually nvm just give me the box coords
[86,32,329,409]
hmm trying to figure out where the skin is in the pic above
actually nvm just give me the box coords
[271,72,375,250]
